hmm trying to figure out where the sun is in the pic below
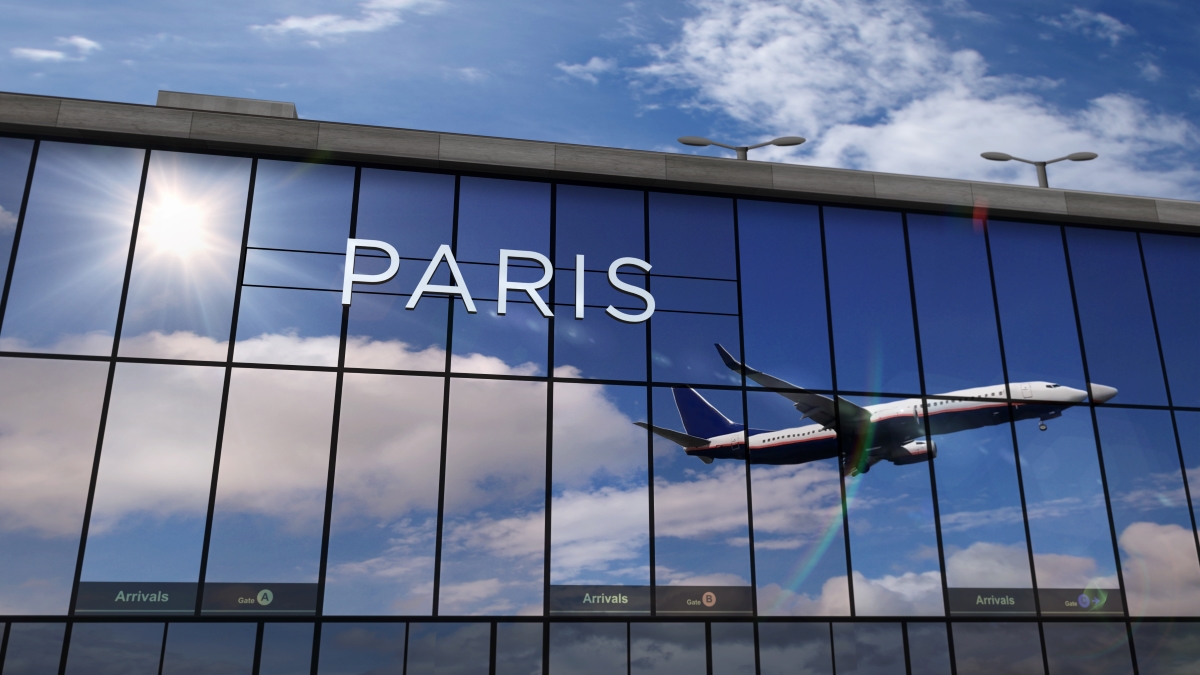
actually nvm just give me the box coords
[142,193,210,259]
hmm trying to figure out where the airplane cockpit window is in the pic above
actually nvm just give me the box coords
[1047,384,1061,388]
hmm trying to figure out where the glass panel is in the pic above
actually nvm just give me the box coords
[650,310,740,387]
[2,623,65,675]
[1067,227,1166,405]
[548,623,626,675]
[832,623,904,675]
[738,199,831,391]
[316,623,406,674]
[0,142,142,355]
[203,368,335,608]
[747,391,848,616]
[823,207,920,395]
[1096,408,1200,616]
[345,292,448,372]
[951,622,1043,675]
[495,623,542,675]
[356,168,454,257]
[80,364,222,591]
[757,623,832,675]
[556,184,644,270]
[0,138,34,278]
[440,378,546,615]
[0,358,109,613]
[1042,622,1134,675]
[451,299,548,375]
[550,383,649,596]
[905,623,951,675]
[629,623,704,675]
[243,249,344,290]
[709,623,754,675]
[119,151,249,360]
[247,160,353,253]
[233,286,342,367]
[324,373,443,615]
[554,304,647,382]
[1016,406,1122,608]
[64,622,163,675]
[1141,233,1200,407]
[648,192,736,280]
[160,623,255,675]
[1130,621,1200,675]
[650,386,753,614]
[1178,412,1200,557]
[406,623,490,675]
[932,400,1035,613]
[457,177,549,264]
[259,623,313,675]
[908,214,1004,394]
[988,221,1087,394]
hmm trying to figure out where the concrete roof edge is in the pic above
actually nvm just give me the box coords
[2,91,1197,233]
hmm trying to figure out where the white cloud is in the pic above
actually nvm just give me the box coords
[57,36,101,53]
[0,205,17,233]
[1041,8,1136,46]
[1138,55,1163,83]
[10,36,101,63]
[253,0,443,39]
[557,57,618,84]
[637,0,1200,199]
[10,48,68,62]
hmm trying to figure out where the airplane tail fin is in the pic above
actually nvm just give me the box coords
[672,387,743,438]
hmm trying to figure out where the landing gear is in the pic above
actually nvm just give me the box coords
[1039,423,1048,431]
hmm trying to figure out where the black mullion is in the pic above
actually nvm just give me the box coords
[310,623,322,675]
[56,623,72,675]
[67,148,151,619]
[431,175,461,616]
[541,622,549,675]
[402,622,410,675]
[544,183,556,617]
[644,190,656,616]
[828,622,836,675]
[705,622,713,675]
[900,213,951,619]
[489,622,498,675]
[981,220,1043,616]
[1136,232,1200,570]
[0,139,38,335]
[819,206,855,616]
[731,199,758,616]
[157,623,168,675]
[901,622,911,675]
[1126,621,1141,675]
[196,158,257,614]
[945,622,957,675]
[1037,622,1050,675]
[625,622,631,675]
[752,622,761,675]
[252,622,264,675]
[0,622,9,675]
[1059,226,1130,617]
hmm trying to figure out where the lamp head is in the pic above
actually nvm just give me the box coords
[769,136,806,147]
[1066,152,1098,161]
[981,152,1013,161]
[678,136,713,147]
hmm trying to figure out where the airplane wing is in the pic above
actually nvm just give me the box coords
[714,344,871,428]
[634,422,712,448]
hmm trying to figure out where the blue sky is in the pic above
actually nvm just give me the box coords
[2,0,1198,199]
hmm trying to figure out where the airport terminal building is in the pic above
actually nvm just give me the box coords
[0,90,1199,674]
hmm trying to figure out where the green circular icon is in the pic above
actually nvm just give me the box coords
[257,589,274,606]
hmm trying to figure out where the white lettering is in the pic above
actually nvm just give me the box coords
[575,254,585,320]
[341,239,400,306]
[606,257,655,323]
[407,245,477,313]
[498,249,553,317]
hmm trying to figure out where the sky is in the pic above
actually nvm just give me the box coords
[1,0,1199,200]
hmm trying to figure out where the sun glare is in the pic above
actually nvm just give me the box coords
[143,194,209,258]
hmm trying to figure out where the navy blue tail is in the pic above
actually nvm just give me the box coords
[672,388,744,438]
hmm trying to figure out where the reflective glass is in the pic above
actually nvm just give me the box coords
[650,386,752,603]
[495,623,542,675]
[259,623,313,675]
[988,221,1087,394]
[0,358,108,613]
[2,623,65,675]
[81,364,223,586]
[831,623,904,675]
[324,373,444,615]
[548,623,626,675]
[648,192,736,280]
[203,368,335,587]
[317,623,406,675]
[356,168,454,258]
[456,177,549,264]
[904,623,951,675]
[233,286,343,367]
[451,299,547,375]
[1141,233,1200,407]
[406,623,490,675]
[440,378,546,615]
[951,622,1043,675]
[1041,622,1133,675]
[709,622,755,675]
[119,151,249,361]
[1095,408,1200,616]
[757,623,832,675]
[64,622,163,675]
[747,391,849,616]
[650,311,740,386]
[345,292,448,371]
[629,623,704,675]
[243,249,343,290]
[556,184,644,270]
[738,199,831,391]
[0,138,34,281]
[0,142,143,355]
[823,207,919,395]
[247,160,353,253]
[550,384,649,588]
[1067,227,1166,405]
[160,623,255,675]
[651,276,737,314]
[908,214,1004,394]
[554,303,647,381]
[1131,621,1200,675]
[1178,412,1200,550]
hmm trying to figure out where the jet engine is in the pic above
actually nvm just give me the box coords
[888,439,937,465]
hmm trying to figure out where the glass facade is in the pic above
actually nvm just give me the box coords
[1,136,1199,673]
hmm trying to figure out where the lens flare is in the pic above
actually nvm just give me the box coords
[142,194,209,259]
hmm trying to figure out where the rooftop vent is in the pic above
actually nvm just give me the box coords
[155,91,298,119]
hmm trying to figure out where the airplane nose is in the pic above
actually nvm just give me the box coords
[1090,384,1118,404]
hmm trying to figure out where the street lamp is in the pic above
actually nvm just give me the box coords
[679,135,806,160]
[981,151,1098,188]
